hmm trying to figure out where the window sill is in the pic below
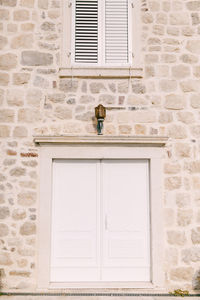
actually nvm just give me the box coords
[59,67,143,79]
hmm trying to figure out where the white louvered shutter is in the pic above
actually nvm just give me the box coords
[75,0,98,63]
[105,0,129,64]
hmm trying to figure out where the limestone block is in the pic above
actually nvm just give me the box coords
[165,94,185,110]
[168,124,187,139]
[190,125,200,138]
[13,73,30,85]
[185,161,200,173]
[190,94,200,108]
[0,35,8,49]
[0,53,17,70]
[176,193,191,208]
[167,230,186,245]
[0,125,10,137]
[128,95,147,105]
[187,40,200,54]
[177,112,195,124]
[21,51,53,66]
[79,95,94,104]
[17,191,36,206]
[1,0,17,6]
[187,1,200,10]
[63,123,82,134]
[41,21,55,31]
[191,227,200,244]
[0,252,12,265]
[182,247,200,264]
[0,109,14,122]
[11,34,33,49]
[20,222,36,235]
[118,81,129,93]
[10,167,26,177]
[18,108,41,123]
[75,111,93,121]
[119,125,132,135]
[134,124,146,135]
[170,267,193,281]
[159,112,173,123]
[142,12,153,24]
[132,82,146,94]
[54,106,72,120]
[175,143,191,158]
[7,89,24,106]
[164,163,180,174]
[177,209,193,226]
[0,223,9,236]
[165,248,178,265]
[156,12,167,25]
[27,89,42,107]
[145,54,159,64]
[38,0,48,9]
[60,79,78,93]
[165,176,182,190]
[13,9,29,21]
[0,9,9,20]
[172,65,191,79]
[170,13,190,25]
[12,208,26,220]
[33,75,49,88]
[48,10,60,19]
[99,94,115,105]
[161,54,176,63]
[48,93,65,103]
[165,208,175,226]
[160,80,177,92]
[3,159,16,166]
[20,0,34,8]
[89,82,106,94]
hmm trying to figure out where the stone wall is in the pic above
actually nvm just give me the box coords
[0,0,200,294]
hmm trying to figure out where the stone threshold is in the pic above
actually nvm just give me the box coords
[34,135,168,147]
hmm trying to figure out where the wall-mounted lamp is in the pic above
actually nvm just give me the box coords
[95,104,106,135]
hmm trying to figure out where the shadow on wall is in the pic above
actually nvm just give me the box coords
[193,269,200,290]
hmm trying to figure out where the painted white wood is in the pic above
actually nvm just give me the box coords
[102,160,150,281]
[51,160,100,281]
[38,140,165,289]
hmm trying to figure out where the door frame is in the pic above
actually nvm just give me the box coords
[36,136,167,290]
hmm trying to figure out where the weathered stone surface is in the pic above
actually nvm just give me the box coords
[41,21,55,31]
[160,80,177,92]
[99,94,115,105]
[164,163,180,174]
[17,192,36,206]
[90,82,106,94]
[165,248,178,265]
[79,95,95,104]
[168,124,187,139]
[182,247,200,263]
[54,106,72,120]
[13,126,28,137]
[38,0,48,9]
[176,193,190,208]
[165,94,185,110]
[187,1,200,11]
[10,167,26,177]
[0,223,9,236]
[13,9,29,21]
[180,54,198,64]
[190,94,200,108]
[20,222,36,235]
[59,79,78,93]
[119,125,132,135]
[33,75,49,89]
[187,40,200,54]
[172,65,190,79]
[20,0,34,8]
[0,9,9,20]
[7,89,24,106]
[0,109,14,122]
[21,51,53,66]
[165,177,181,190]
[118,81,129,93]
[1,0,17,6]
[11,34,33,49]
[9,270,31,277]
[190,125,200,138]
[21,22,35,31]
[18,108,41,123]
[0,72,9,86]
[12,208,26,220]
[191,227,200,244]
[177,112,195,124]
[159,112,173,123]
[0,125,10,137]
[175,143,191,158]
[0,35,7,49]
[167,231,186,245]
[170,267,193,281]
[48,93,65,103]
[76,111,93,122]
[3,159,16,166]
[165,208,174,226]
[0,53,17,70]
[170,13,190,25]
[13,73,30,85]
[0,252,12,265]
[177,209,193,226]
[0,207,9,219]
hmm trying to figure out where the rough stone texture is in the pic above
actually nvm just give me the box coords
[0,0,200,294]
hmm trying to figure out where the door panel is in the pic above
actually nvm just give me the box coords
[102,160,150,281]
[50,159,150,282]
[51,160,100,281]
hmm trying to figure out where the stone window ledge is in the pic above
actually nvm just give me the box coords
[34,135,168,147]
[59,67,143,79]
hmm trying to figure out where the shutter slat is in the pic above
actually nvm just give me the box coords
[75,0,98,63]
[105,0,129,64]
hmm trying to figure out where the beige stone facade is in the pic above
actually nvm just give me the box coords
[0,0,200,296]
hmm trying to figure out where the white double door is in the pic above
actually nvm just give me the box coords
[51,159,150,282]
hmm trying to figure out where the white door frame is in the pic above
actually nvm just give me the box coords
[36,136,167,290]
